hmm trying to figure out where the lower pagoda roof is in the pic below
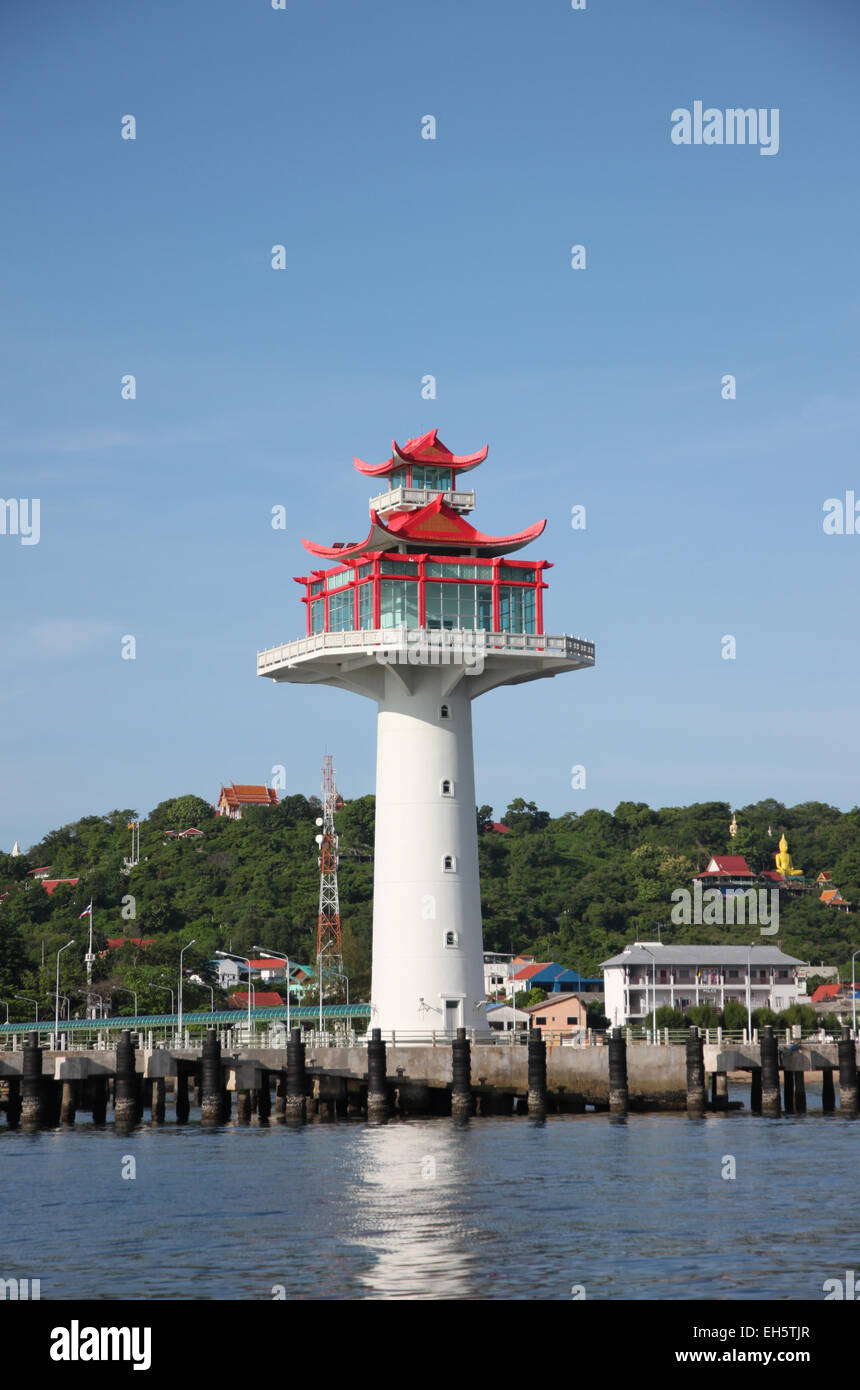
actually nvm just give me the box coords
[354,428,488,477]
[302,494,546,560]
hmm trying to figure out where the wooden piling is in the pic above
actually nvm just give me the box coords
[366,1028,389,1121]
[685,1028,706,1113]
[451,1028,474,1118]
[201,1029,225,1126]
[286,1028,307,1122]
[838,1028,858,1114]
[608,1028,628,1115]
[760,1026,781,1116]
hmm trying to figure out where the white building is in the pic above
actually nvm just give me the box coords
[601,943,807,1026]
[483,952,517,997]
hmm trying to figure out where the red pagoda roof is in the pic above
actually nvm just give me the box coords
[354,428,488,477]
[303,495,545,560]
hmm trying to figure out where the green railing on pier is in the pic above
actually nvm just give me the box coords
[0,1003,371,1035]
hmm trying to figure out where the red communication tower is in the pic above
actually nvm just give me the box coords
[316,754,342,976]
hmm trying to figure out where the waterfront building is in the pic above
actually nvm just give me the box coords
[506,959,602,999]
[258,427,594,1036]
[216,783,279,819]
[485,1002,530,1033]
[483,951,518,997]
[524,991,588,1036]
[601,943,806,1026]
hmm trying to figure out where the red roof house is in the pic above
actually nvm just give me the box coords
[217,784,279,819]
[811,983,842,1003]
[695,856,755,881]
[228,991,285,1009]
[42,878,79,895]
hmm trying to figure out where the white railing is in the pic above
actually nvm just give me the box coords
[258,628,595,671]
[369,487,475,514]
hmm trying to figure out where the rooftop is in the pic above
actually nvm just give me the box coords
[602,944,806,968]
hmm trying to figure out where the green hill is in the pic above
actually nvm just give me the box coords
[1,793,858,1021]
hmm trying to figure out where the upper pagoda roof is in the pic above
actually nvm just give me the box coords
[354,428,488,477]
[302,494,546,560]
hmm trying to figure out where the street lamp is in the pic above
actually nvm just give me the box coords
[216,951,253,1044]
[177,938,197,1043]
[851,949,860,1038]
[15,995,39,1023]
[747,941,755,1041]
[638,944,657,1042]
[55,939,75,1046]
[114,985,138,1016]
[154,984,175,1013]
[253,946,292,1040]
[0,999,9,1024]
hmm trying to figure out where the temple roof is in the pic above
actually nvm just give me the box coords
[302,494,546,560]
[354,428,488,477]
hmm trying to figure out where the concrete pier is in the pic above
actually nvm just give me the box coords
[711,1071,728,1111]
[451,1028,473,1118]
[527,1029,547,1117]
[685,1028,705,1113]
[793,1072,807,1114]
[175,1072,190,1124]
[366,1028,389,1121]
[838,1028,858,1114]
[60,1080,76,1126]
[608,1028,628,1115]
[151,1077,166,1123]
[236,1090,252,1124]
[822,1069,835,1113]
[783,1071,795,1114]
[286,1029,307,1122]
[6,1078,21,1128]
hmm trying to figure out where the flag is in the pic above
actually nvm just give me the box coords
[78,902,92,919]
[128,821,136,830]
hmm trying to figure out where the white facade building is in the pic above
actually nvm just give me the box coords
[601,943,807,1026]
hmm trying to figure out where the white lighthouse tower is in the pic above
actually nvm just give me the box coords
[258,429,594,1037]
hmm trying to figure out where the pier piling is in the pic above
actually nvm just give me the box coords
[793,1072,807,1114]
[685,1028,706,1113]
[201,1029,225,1126]
[286,1028,307,1122]
[366,1028,389,1121]
[60,1080,76,1126]
[711,1072,729,1111]
[783,1071,795,1114]
[91,1076,107,1124]
[608,1027,628,1115]
[175,1071,190,1124]
[114,1030,138,1127]
[151,1077,166,1124]
[822,1068,835,1113]
[6,1078,21,1129]
[21,1033,43,1130]
[838,1027,858,1114]
[760,1026,781,1116]
[452,1028,474,1118]
[236,1090,252,1124]
[527,1028,547,1117]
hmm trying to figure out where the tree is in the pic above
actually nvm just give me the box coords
[148,795,213,833]
[504,799,550,833]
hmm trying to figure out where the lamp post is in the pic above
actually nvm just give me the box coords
[15,995,39,1023]
[638,944,657,1042]
[252,947,292,1041]
[154,984,175,1013]
[0,999,9,1023]
[178,938,197,1044]
[114,985,138,1017]
[851,949,860,1038]
[747,942,755,1041]
[216,951,253,1044]
[55,939,74,1047]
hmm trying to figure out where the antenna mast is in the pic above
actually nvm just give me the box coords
[316,755,342,994]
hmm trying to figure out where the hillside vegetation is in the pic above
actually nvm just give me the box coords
[1,794,858,1019]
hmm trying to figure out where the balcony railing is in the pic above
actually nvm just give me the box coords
[369,486,476,514]
[258,627,596,672]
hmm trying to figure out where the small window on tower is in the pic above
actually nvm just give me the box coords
[443,854,456,873]
[441,778,454,797]
[440,704,450,720]
[444,930,458,948]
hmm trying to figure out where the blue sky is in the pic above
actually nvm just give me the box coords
[2,0,859,850]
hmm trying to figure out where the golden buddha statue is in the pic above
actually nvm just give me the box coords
[774,833,803,878]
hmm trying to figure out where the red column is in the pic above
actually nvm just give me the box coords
[536,579,544,635]
[373,558,381,628]
[492,560,501,632]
